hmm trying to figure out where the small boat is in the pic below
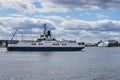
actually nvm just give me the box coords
[7,24,85,51]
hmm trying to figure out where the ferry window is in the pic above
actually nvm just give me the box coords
[53,44,59,45]
[78,42,84,45]
[62,44,66,45]
[32,43,36,45]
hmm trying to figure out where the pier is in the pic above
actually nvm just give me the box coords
[0,40,18,47]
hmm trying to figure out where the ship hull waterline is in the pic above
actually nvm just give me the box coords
[7,47,85,51]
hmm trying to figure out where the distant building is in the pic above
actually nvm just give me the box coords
[85,43,96,47]
[97,40,118,47]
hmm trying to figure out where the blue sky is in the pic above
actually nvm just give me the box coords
[0,0,120,43]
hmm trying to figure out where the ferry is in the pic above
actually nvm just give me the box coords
[7,24,85,51]
[98,40,118,47]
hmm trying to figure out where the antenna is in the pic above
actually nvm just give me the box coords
[43,23,47,35]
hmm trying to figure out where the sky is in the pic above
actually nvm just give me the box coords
[0,0,120,43]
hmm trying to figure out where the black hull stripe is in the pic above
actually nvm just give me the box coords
[7,47,85,51]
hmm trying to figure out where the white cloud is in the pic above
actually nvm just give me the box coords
[66,16,72,19]
[51,0,120,9]
[0,0,37,13]
[39,0,120,13]
[61,19,93,30]
[51,29,120,43]
[38,1,69,13]
[97,13,109,19]
[0,16,58,40]
[38,15,66,22]
[0,16,56,36]
[32,28,40,32]
[0,0,69,13]
[9,14,25,17]
[59,19,120,42]
[85,12,91,15]
[0,16,120,42]
[61,19,120,31]
[1,0,119,14]
[0,36,4,40]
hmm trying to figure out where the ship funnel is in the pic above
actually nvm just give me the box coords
[42,23,52,38]
[47,30,51,38]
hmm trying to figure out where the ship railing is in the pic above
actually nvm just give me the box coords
[20,40,35,43]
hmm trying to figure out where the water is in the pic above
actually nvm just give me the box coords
[0,47,120,80]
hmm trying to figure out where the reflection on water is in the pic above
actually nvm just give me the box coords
[0,47,120,80]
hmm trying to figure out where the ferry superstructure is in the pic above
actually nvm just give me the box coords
[7,24,85,51]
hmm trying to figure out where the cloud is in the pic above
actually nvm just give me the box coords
[61,19,120,31]
[38,15,66,22]
[0,0,120,14]
[0,0,69,13]
[41,0,120,11]
[9,14,25,17]
[0,0,36,13]
[59,19,120,42]
[32,28,40,33]
[38,1,69,13]
[97,13,109,19]
[0,16,120,42]
[51,29,120,43]
[0,17,56,35]
[0,16,57,40]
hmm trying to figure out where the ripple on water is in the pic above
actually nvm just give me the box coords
[0,47,120,80]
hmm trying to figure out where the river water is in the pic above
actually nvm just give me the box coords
[0,47,120,80]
